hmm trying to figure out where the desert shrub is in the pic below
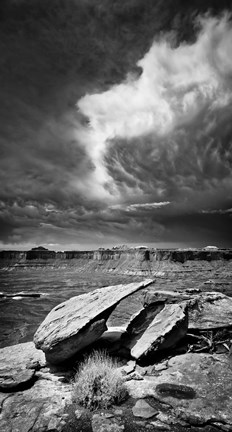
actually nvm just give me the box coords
[73,350,128,410]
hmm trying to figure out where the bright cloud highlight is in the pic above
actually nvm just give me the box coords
[77,14,232,199]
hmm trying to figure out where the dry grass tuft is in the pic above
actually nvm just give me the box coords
[73,350,128,410]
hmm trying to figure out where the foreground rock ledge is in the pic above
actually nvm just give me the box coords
[0,376,72,432]
[126,353,232,428]
[34,279,153,364]
[0,342,46,391]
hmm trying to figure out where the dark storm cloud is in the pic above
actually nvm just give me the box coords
[1,0,232,248]
[105,100,232,207]
[77,14,232,246]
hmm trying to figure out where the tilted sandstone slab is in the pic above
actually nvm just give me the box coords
[126,353,232,428]
[34,279,153,364]
[130,303,188,361]
[143,289,232,330]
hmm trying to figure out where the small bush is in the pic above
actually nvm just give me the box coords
[73,350,128,410]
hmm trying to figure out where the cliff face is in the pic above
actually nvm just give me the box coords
[0,251,27,260]
[26,250,56,260]
[64,251,94,259]
[151,249,232,263]
[0,249,232,267]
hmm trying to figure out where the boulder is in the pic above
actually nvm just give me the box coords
[0,342,46,391]
[142,289,192,306]
[0,368,35,392]
[132,399,158,419]
[0,342,73,392]
[0,342,72,430]
[126,353,232,428]
[34,279,153,364]
[143,289,232,330]
[120,302,165,357]
[188,292,232,329]
[130,303,188,361]
[0,342,46,371]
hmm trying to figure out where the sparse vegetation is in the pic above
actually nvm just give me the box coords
[73,350,128,410]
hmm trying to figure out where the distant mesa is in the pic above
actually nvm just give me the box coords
[26,246,56,260]
[99,245,149,251]
[203,246,219,250]
[0,245,232,265]
[112,245,129,250]
[134,245,148,250]
[30,246,49,251]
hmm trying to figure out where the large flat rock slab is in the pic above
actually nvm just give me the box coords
[143,289,232,330]
[142,289,194,306]
[0,377,72,432]
[130,303,188,361]
[0,368,35,392]
[34,279,153,364]
[126,353,232,428]
[0,342,46,370]
[188,292,232,330]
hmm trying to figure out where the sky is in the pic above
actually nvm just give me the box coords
[0,0,232,250]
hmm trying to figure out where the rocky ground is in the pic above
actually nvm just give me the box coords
[1,267,232,432]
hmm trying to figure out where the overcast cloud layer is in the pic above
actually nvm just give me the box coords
[0,1,232,249]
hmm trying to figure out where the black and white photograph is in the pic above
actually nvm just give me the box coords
[0,1,232,431]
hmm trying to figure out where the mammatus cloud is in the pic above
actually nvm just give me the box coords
[78,14,232,203]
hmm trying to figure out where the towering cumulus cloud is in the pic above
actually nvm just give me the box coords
[78,14,232,206]
[1,4,232,248]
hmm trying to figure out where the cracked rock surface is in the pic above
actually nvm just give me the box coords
[0,342,46,391]
[0,341,73,432]
[92,413,125,432]
[0,341,46,371]
[0,378,72,432]
[126,353,232,429]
